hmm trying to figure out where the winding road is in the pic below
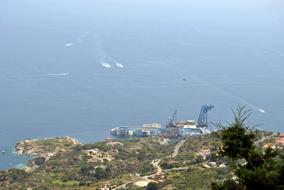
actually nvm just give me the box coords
[112,139,187,189]
[172,139,186,158]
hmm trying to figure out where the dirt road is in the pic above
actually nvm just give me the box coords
[172,139,186,158]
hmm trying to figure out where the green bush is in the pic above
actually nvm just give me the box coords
[146,182,159,190]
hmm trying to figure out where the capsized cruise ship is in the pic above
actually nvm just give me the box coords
[110,121,209,138]
[110,105,214,138]
[110,123,161,137]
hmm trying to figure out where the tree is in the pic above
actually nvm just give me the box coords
[94,166,111,180]
[237,148,284,190]
[219,106,255,160]
[212,106,284,190]
[146,182,159,190]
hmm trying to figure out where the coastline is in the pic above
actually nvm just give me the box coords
[0,145,31,170]
[0,130,282,189]
[0,132,110,170]
[1,128,283,171]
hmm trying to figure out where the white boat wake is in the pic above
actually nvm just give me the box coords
[245,102,266,113]
[216,88,267,114]
[65,32,91,47]
[101,62,111,68]
[95,35,125,69]
[115,63,124,68]
[45,73,69,76]
[65,43,73,47]
[153,60,267,114]
[24,73,70,77]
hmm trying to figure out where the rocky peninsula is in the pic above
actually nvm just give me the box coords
[0,130,282,190]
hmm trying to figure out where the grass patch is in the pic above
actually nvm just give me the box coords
[51,179,79,186]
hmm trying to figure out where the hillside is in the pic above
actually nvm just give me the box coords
[0,131,281,190]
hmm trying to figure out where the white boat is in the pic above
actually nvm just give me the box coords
[101,62,111,68]
[116,63,124,68]
[65,43,73,47]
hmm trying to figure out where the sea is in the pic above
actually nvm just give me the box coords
[0,0,283,169]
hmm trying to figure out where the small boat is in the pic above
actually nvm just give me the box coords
[116,63,124,68]
[101,62,111,68]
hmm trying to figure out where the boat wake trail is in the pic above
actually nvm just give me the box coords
[221,89,267,113]
[115,63,124,68]
[205,81,266,114]
[95,35,125,69]
[44,73,69,76]
[65,32,91,47]
[101,62,111,68]
[22,73,70,77]
[155,60,266,114]
[235,97,266,113]
[65,43,73,47]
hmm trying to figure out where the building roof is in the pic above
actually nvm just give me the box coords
[276,133,284,144]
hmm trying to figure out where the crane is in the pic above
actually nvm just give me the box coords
[197,105,214,128]
[166,110,177,128]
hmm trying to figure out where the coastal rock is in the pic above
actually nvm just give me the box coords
[84,148,113,163]
[15,136,80,160]
[15,139,37,155]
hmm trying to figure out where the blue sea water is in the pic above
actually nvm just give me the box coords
[0,0,284,169]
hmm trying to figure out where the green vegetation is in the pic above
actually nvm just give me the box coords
[218,106,255,160]
[0,137,175,189]
[212,106,284,190]
[51,179,79,186]
[146,182,159,190]
[162,167,229,190]
[1,109,282,190]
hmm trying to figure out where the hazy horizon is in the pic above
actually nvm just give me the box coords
[0,0,283,169]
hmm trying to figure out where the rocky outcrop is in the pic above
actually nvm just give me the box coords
[15,136,80,160]
[15,136,80,172]
[84,148,113,163]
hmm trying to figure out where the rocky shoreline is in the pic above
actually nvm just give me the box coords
[14,136,80,171]
[0,130,282,190]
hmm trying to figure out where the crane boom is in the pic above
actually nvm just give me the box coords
[197,105,214,128]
